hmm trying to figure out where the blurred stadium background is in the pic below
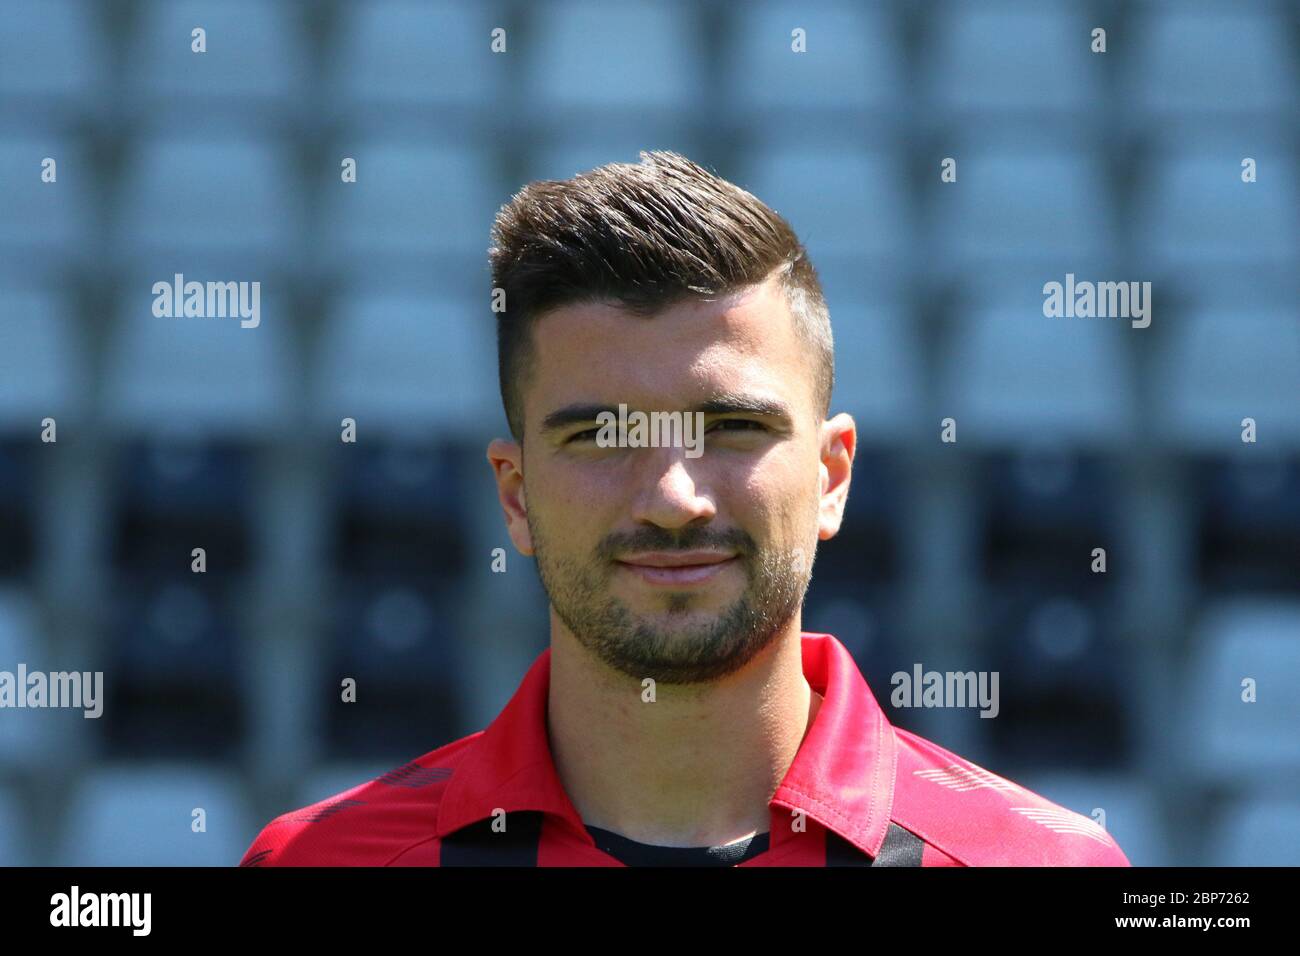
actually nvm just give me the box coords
[0,0,1298,866]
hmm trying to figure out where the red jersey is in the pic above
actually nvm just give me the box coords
[240,632,1131,866]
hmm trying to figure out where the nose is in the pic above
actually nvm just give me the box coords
[628,448,716,530]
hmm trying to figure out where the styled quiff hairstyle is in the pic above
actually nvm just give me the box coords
[488,150,834,442]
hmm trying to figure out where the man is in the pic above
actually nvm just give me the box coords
[240,151,1130,866]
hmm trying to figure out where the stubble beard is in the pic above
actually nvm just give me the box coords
[528,509,812,685]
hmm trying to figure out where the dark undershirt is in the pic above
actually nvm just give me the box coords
[585,823,770,867]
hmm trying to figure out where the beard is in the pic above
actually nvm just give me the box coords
[527,508,812,685]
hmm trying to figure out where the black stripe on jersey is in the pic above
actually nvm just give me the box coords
[825,822,925,866]
[439,811,544,866]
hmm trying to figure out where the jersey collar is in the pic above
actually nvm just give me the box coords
[436,632,898,858]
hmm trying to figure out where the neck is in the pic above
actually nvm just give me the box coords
[546,611,823,848]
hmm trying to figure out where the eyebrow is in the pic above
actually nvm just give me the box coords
[539,394,795,434]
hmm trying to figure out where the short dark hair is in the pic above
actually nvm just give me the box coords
[488,150,833,442]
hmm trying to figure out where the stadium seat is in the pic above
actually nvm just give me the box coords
[736,146,911,264]
[330,438,472,578]
[314,296,494,728]
[316,140,499,279]
[819,287,924,443]
[0,439,35,579]
[1128,9,1298,117]
[0,135,94,273]
[929,147,1114,267]
[103,576,247,759]
[941,301,1135,448]
[723,0,905,115]
[1136,143,1299,273]
[0,0,107,121]
[98,296,278,753]
[125,0,309,119]
[923,5,1101,114]
[0,289,84,429]
[1017,772,1170,866]
[313,293,499,437]
[325,573,465,761]
[328,0,506,115]
[1181,600,1300,785]
[56,764,258,866]
[101,413,262,580]
[0,588,55,770]
[112,137,299,269]
[101,288,294,439]
[1207,795,1300,866]
[331,581,459,669]
[985,580,1129,769]
[0,292,61,575]
[526,0,703,112]
[1153,307,1300,452]
[0,786,30,865]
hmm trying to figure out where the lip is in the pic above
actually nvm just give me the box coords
[614,552,740,587]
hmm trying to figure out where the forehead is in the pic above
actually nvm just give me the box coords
[527,274,812,410]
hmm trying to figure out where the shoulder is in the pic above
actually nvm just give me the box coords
[889,727,1131,867]
[238,733,480,867]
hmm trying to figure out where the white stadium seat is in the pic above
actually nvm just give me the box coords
[0,0,107,113]
[0,289,84,429]
[329,0,507,113]
[737,146,911,264]
[113,137,299,267]
[1128,10,1298,117]
[57,764,258,866]
[0,589,57,772]
[1180,600,1300,785]
[1135,143,1299,272]
[942,300,1136,448]
[725,0,905,114]
[125,0,309,116]
[317,140,499,275]
[1154,307,1300,452]
[924,6,1101,113]
[527,0,703,112]
[101,288,295,439]
[929,147,1114,266]
[0,135,94,269]
[313,293,500,437]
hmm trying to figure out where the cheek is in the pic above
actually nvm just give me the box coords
[526,458,620,541]
[732,453,820,539]
[527,448,575,502]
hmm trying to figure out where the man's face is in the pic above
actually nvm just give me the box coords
[489,274,853,685]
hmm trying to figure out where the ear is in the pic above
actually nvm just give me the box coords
[817,413,856,540]
[486,438,534,556]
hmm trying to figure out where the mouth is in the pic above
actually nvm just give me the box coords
[613,551,741,587]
